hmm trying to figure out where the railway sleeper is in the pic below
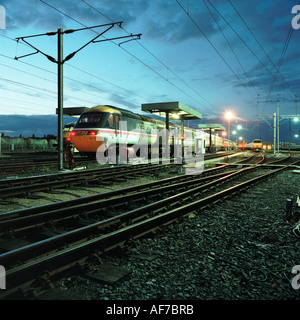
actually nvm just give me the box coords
[0,167,287,294]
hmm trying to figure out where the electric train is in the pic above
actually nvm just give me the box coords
[69,105,236,158]
[248,139,262,152]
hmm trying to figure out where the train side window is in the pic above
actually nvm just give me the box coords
[115,115,119,129]
[108,114,114,128]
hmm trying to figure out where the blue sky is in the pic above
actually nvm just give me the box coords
[0,0,299,126]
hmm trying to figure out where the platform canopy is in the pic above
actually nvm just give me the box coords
[198,124,225,131]
[198,124,226,153]
[56,107,89,117]
[141,101,202,121]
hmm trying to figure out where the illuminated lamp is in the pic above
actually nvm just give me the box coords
[88,131,100,136]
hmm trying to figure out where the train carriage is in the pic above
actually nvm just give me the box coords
[69,105,236,159]
[248,139,262,152]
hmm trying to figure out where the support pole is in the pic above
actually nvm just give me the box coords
[228,119,230,151]
[277,105,280,154]
[57,28,64,171]
[209,128,212,153]
[273,112,276,156]
[165,111,170,163]
[181,119,184,163]
[289,117,291,154]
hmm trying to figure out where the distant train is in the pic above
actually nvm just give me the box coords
[69,105,236,159]
[237,140,248,151]
[247,139,262,152]
[63,122,76,143]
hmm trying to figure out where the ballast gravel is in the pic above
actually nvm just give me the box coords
[57,169,300,300]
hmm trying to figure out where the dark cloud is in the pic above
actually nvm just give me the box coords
[0,114,74,137]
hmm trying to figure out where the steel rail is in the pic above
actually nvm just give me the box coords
[0,151,234,187]
[0,163,174,198]
[0,164,229,221]
[0,164,288,299]
[0,167,240,235]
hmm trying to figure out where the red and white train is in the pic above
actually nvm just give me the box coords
[68,105,236,159]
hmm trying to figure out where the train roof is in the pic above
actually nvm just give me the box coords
[83,105,169,126]
[83,105,122,115]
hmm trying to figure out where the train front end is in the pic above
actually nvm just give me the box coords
[69,106,121,156]
[252,139,262,152]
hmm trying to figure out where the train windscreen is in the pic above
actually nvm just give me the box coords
[74,113,103,128]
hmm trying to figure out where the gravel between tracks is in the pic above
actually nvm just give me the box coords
[55,169,300,300]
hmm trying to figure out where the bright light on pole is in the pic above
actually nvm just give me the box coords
[225,111,234,150]
[225,111,233,120]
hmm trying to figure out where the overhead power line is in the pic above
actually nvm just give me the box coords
[227,0,296,98]
[15,20,141,171]
[81,0,217,113]
[40,0,214,113]
[202,0,258,100]
[176,0,257,105]
[1,35,148,102]
[205,0,295,101]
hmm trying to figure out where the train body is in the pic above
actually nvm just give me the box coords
[63,122,76,142]
[69,105,236,159]
[237,140,247,151]
[248,139,262,152]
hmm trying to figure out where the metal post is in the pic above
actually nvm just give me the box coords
[228,119,230,151]
[181,119,184,163]
[209,128,212,153]
[165,111,170,163]
[273,112,276,156]
[15,24,141,172]
[277,105,280,154]
[58,28,64,171]
[289,117,291,154]
[213,129,216,151]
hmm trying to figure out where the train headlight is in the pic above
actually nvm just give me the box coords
[88,131,100,136]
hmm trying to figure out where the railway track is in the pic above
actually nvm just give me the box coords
[0,156,90,176]
[1,154,299,299]
[0,152,235,199]
[235,152,265,164]
[0,151,232,176]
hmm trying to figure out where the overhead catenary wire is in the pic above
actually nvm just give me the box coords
[80,0,217,113]
[0,57,110,107]
[202,0,258,100]
[227,0,296,98]
[0,47,146,111]
[39,0,214,114]
[260,18,295,117]
[1,35,147,102]
[176,0,257,108]
[205,0,295,102]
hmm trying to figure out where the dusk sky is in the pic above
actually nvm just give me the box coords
[0,0,299,128]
